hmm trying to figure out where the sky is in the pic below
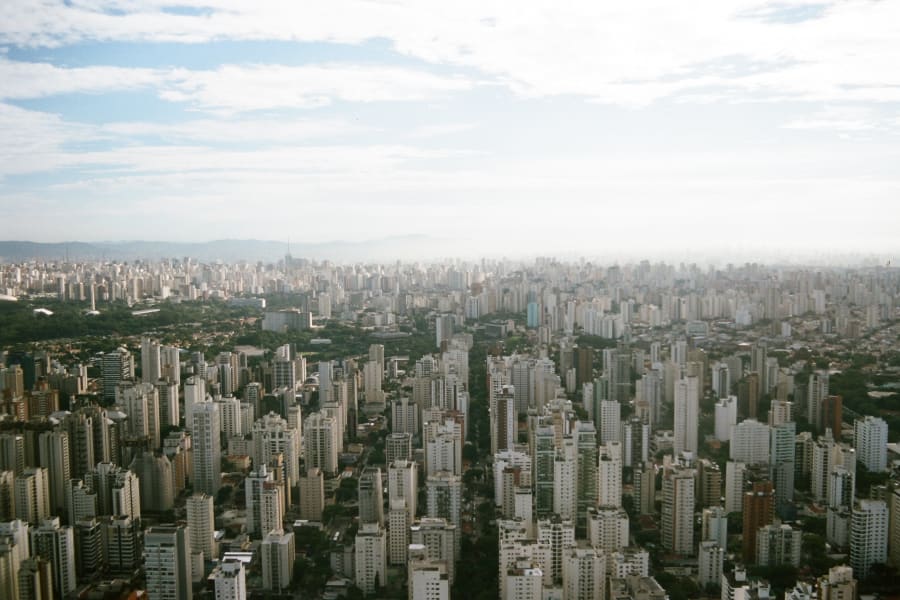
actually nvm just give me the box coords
[1,1,900,260]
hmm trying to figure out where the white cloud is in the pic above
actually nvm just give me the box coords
[783,106,880,132]
[100,117,371,143]
[159,63,475,113]
[0,58,475,113]
[0,58,163,99]
[3,1,900,105]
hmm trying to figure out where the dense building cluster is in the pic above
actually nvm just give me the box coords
[0,256,899,599]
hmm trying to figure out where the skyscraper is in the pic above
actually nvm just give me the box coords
[299,468,325,522]
[102,348,133,403]
[191,401,222,497]
[358,467,385,527]
[855,416,888,473]
[742,481,775,563]
[661,466,695,556]
[304,411,339,475]
[30,517,75,598]
[354,523,387,595]
[186,494,217,563]
[212,559,247,600]
[851,499,889,580]
[673,377,699,455]
[144,525,192,600]
[574,421,598,533]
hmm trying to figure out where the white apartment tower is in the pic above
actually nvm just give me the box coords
[304,412,339,475]
[855,416,888,473]
[212,560,247,600]
[260,530,294,593]
[850,499,888,580]
[187,493,217,563]
[562,546,605,600]
[714,396,738,442]
[354,523,387,596]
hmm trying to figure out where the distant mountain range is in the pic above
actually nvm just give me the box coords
[0,236,448,263]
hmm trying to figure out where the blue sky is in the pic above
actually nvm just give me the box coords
[1,1,899,260]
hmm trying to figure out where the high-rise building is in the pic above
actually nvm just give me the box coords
[436,314,454,348]
[299,468,324,522]
[701,506,728,548]
[598,447,623,508]
[742,481,775,563]
[385,432,412,463]
[714,396,738,442]
[30,517,75,598]
[187,494,217,563]
[388,499,411,566]
[504,560,544,600]
[756,523,802,567]
[73,518,103,581]
[537,516,575,583]
[212,559,247,600]
[850,499,888,580]
[490,387,515,457]
[141,337,162,384]
[574,421,598,533]
[426,472,462,529]
[598,400,620,445]
[144,525,192,600]
[245,464,275,537]
[354,523,387,595]
[66,478,97,524]
[101,515,142,577]
[410,518,457,583]
[661,466,695,556]
[408,549,450,600]
[562,546,604,600]
[102,348,133,403]
[634,461,656,515]
[586,506,628,552]
[15,467,50,525]
[388,459,418,518]
[62,412,95,480]
[0,434,25,475]
[358,467,385,527]
[532,426,555,518]
[807,371,830,432]
[854,416,888,473]
[426,420,463,477]
[260,529,294,593]
[191,401,222,496]
[304,412,339,475]
[698,541,725,588]
[183,376,205,430]
[818,565,857,600]
[252,412,301,493]
[730,419,770,465]
[673,377,699,455]
[118,381,161,448]
[770,422,796,518]
[37,431,70,519]
[391,397,418,436]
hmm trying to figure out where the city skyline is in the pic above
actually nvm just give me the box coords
[2,1,900,257]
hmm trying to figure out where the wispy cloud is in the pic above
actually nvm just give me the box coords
[4,1,900,105]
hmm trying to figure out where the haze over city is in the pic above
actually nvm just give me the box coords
[3,5,900,600]
[2,1,900,258]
